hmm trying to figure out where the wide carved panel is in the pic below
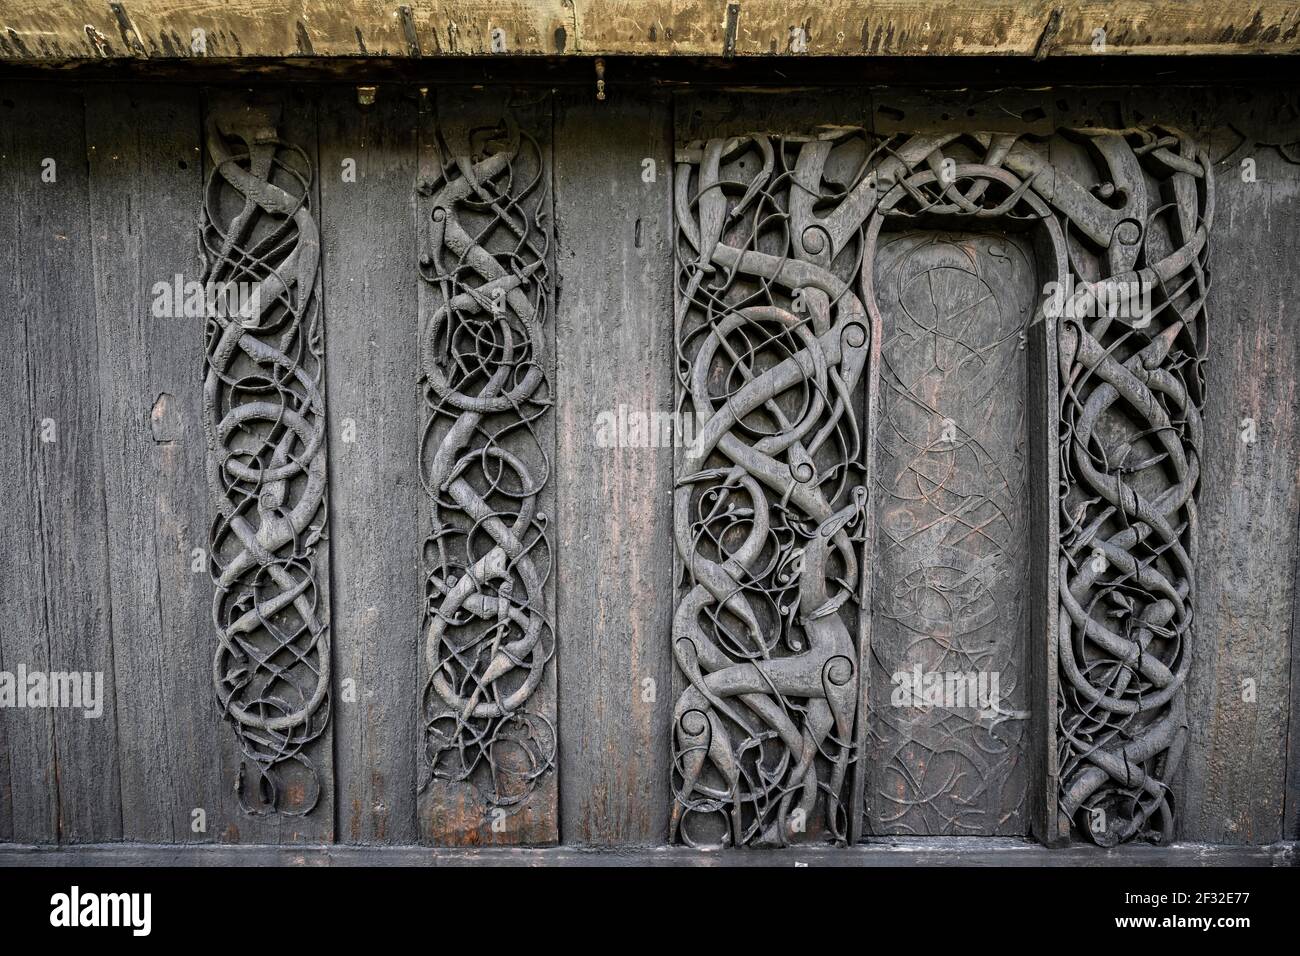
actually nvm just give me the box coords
[672,112,1211,847]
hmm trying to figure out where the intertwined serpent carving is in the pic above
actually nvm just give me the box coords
[1054,130,1210,846]
[202,100,329,815]
[418,110,556,809]
[672,133,873,847]
[674,122,1209,846]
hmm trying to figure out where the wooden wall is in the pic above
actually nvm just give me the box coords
[0,80,1296,847]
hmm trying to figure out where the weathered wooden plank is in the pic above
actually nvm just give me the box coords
[1,1,1299,60]
[83,84,220,843]
[0,82,60,844]
[0,838,1293,867]
[202,86,335,845]
[1290,506,1300,841]
[1182,104,1300,844]
[0,82,123,842]
[317,84,420,845]
[415,86,559,845]
[552,88,676,846]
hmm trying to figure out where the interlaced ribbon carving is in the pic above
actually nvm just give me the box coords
[1054,130,1211,845]
[673,132,873,847]
[202,100,329,816]
[674,121,1211,846]
[418,110,556,808]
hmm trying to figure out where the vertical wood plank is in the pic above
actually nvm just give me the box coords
[1182,97,1300,843]
[202,86,335,845]
[552,88,676,846]
[84,84,220,842]
[416,87,559,845]
[0,82,122,842]
[318,85,421,845]
[0,82,60,844]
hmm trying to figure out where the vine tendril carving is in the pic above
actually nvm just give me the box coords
[418,106,556,810]
[202,98,329,816]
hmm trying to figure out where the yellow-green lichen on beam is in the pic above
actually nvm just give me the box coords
[1,1,1298,61]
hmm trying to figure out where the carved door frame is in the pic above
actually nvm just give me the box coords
[671,119,1209,848]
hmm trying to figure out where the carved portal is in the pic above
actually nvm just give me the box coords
[202,99,330,815]
[417,108,556,809]
[672,123,1210,846]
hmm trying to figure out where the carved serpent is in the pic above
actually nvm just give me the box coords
[202,100,330,816]
[418,111,556,809]
[673,123,1211,846]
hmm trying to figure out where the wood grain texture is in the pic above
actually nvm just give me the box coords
[865,230,1035,836]
[0,83,123,842]
[318,85,421,845]
[0,83,60,844]
[415,86,559,845]
[552,88,676,846]
[84,84,220,843]
[201,86,335,845]
[1,1,1298,60]
[1183,118,1300,845]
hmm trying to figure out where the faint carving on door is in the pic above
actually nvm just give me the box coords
[867,232,1033,835]
[417,109,556,809]
[202,98,330,815]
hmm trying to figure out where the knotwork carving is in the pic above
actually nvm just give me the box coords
[674,118,1211,847]
[202,98,329,815]
[418,108,556,809]
[1053,130,1210,846]
[672,132,873,847]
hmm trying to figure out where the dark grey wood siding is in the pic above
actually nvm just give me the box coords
[0,80,1296,847]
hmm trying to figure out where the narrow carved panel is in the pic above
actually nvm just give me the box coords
[1054,132,1211,846]
[202,97,330,816]
[867,231,1033,835]
[417,94,557,832]
[672,133,873,847]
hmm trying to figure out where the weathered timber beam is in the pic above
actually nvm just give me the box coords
[1,1,1298,62]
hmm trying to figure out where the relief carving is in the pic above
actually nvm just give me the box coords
[673,119,1211,846]
[417,107,556,810]
[202,98,330,815]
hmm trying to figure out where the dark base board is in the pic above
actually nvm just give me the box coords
[0,839,1294,867]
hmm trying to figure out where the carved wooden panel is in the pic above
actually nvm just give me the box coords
[202,95,330,816]
[866,230,1033,835]
[671,131,873,847]
[672,114,1212,847]
[1053,130,1210,846]
[415,90,558,842]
